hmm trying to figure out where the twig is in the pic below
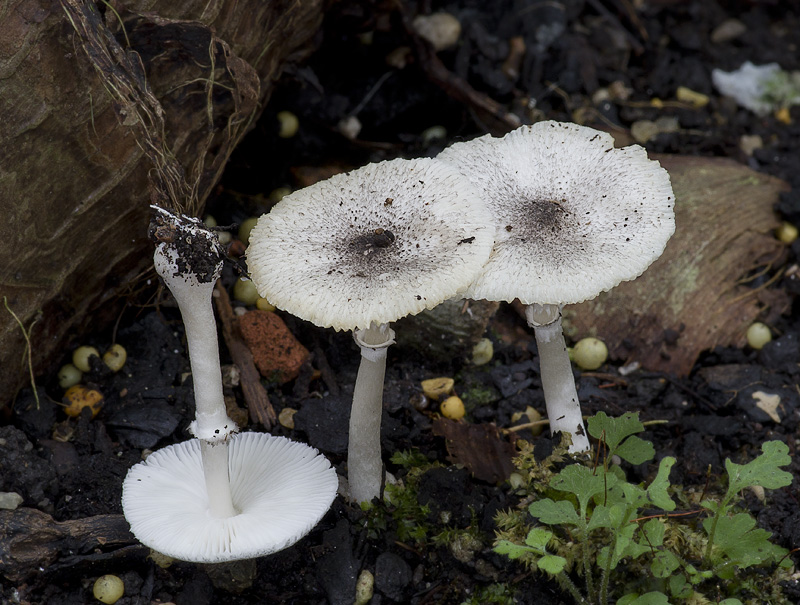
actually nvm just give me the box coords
[397,0,521,133]
[4,297,40,409]
[213,282,276,428]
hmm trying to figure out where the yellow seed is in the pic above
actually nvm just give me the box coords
[64,385,104,418]
[233,278,260,305]
[256,297,276,312]
[440,395,465,420]
[276,110,299,138]
[746,322,771,350]
[58,364,83,389]
[72,346,100,373]
[775,106,792,125]
[148,550,175,569]
[471,337,493,366]
[92,574,124,604]
[421,377,454,401]
[279,408,297,429]
[238,217,259,245]
[776,221,798,244]
[203,215,218,228]
[676,86,709,107]
[269,187,292,203]
[103,344,127,373]
[573,337,608,370]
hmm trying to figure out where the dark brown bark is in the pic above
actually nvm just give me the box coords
[0,0,324,406]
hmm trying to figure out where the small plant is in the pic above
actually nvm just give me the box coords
[495,412,794,604]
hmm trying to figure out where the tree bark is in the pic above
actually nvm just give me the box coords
[0,0,323,406]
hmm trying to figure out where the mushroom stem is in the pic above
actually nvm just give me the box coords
[525,303,590,453]
[151,207,238,516]
[201,441,238,518]
[349,322,396,503]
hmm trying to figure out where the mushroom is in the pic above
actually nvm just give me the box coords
[246,157,494,502]
[122,431,338,562]
[438,121,675,452]
[122,207,337,561]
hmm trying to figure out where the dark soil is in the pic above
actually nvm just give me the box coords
[3,1,800,604]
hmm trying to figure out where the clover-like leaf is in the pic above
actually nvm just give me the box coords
[528,499,580,526]
[550,464,617,520]
[651,550,680,578]
[725,440,792,498]
[587,412,655,464]
[537,554,567,575]
[703,512,788,568]
[494,540,532,560]
[646,457,676,511]
[524,527,555,551]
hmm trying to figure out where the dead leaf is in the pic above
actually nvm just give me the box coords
[432,418,516,483]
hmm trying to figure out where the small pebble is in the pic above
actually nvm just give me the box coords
[710,18,747,44]
[354,569,375,605]
[412,12,461,51]
[0,492,23,511]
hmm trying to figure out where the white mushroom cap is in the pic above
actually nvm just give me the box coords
[438,121,675,305]
[246,157,494,331]
[121,432,337,563]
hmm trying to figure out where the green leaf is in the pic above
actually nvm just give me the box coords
[703,512,788,567]
[537,554,567,574]
[550,464,616,519]
[668,574,691,599]
[494,540,532,560]
[524,527,554,552]
[641,518,666,547]
[725,440,793,497]
[603,522,648,570]
[651,550,681,578]
[719,600,743,605]
[528,499,580,526]
[646,457,676,511]
[586,503,615,531]
[616,592,670,605]
[615,435,656,465]
[587,412,655,463]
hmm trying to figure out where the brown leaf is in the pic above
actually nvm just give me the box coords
[432,418,516,483]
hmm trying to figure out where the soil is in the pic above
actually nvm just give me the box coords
[3,1,800,604]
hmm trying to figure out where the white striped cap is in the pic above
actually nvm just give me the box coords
[122,432,337,563]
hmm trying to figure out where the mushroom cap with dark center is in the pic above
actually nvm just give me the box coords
[438,121,676,305]
[246,157,494,331]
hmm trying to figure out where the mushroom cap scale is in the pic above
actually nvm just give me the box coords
[121,432,337,563]
[438,121,675,305]
[246,157,494,331]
